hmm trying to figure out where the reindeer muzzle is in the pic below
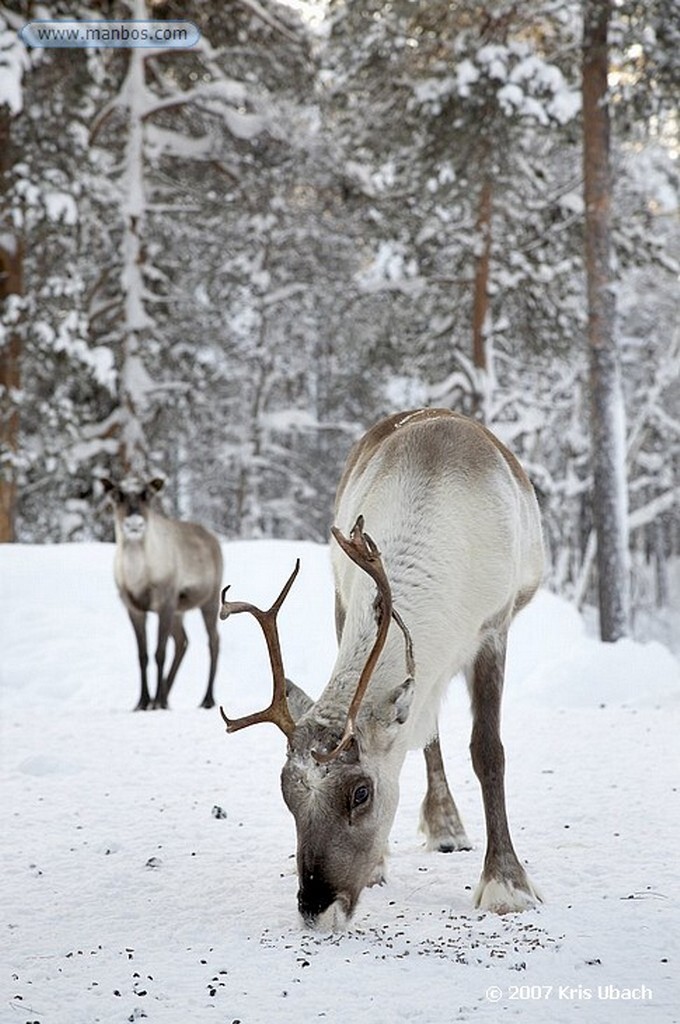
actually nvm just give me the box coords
[297,881,353,931]
[122,514,146,540]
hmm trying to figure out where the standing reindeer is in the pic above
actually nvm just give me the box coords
[220,409,544,927]
[102,477,223,710]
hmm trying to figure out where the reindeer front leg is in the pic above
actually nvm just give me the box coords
[469,632,542,913]
[128,608,151,711]
[152,604,174,709]
[199,601,220,709]
[420,732,472,852]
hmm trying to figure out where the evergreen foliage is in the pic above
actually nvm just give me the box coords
[1,0,677,633]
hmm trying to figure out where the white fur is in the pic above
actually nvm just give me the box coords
[118,535,150,596]
[114,509,218,613]
[474,876,544,915]
[307,899,351,933]
[419,811,473,853]
[114,510,175,612]
[331,423,543,755]
[288,411,544,922]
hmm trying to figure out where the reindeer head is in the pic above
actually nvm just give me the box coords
[102,477,164,541]
[219,519,415,929]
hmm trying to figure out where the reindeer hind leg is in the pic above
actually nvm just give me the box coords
[152,605,175,709]
[163,614,189,704]
[420,730,472,852]
[199,600,220,709]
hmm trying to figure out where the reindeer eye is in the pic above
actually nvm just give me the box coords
[351,783,371,809]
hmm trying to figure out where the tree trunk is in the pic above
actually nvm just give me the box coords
[119,41,151,475]
[653,518,668,609]
[582,0,630,640]
[0,105,23,543]
[472,176,492,375]
[472,175,492,420]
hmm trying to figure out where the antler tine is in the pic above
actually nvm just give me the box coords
[313,518,395,764]
[391,607,416,679]
[219,560,300,740]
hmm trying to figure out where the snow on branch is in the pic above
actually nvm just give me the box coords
[417,41,581,128]
[236,0,300,44]
[629,488,680,532]
[627,328,680,462]
[91,62,266,148]
[223,108,267,141]
[428,350,482,404]
[138,78,248,120]
[144,124,213,161]
[0,8,30,115]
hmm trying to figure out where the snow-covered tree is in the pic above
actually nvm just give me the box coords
[0,6,29,541]
[3,0,677,643]
[582,0,630,640]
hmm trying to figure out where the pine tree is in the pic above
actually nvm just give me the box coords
[582,0,630,640]
[0,9,27,541]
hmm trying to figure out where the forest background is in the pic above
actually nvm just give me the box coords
[0,0,678,646]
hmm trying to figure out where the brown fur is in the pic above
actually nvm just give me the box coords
[335,409,532,512]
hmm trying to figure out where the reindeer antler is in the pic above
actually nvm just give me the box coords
[219,560,300,740]
[313,517,415,764]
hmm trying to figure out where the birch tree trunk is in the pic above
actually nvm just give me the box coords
[88,0,154,475]
[582,0,630,640]
[118,40,152,474]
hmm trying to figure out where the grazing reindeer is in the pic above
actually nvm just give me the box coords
[220,409,544,927]
[102,477,223,710]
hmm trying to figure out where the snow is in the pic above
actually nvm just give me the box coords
[456,58,480,96]
[477,45,508,82]
[355,241,423,295]
[2,540,680,1022]
[223,108,266,141]
[262,408,319,432]
[453,46,580,126]
[144,125,212,161]
[0,21,29,115]
[44,190,78,225]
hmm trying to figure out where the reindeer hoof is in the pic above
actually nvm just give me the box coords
[436,839,473,853]
[425,831,473,853]
[473,874,543,914]
[420,809,473,853]
[200,697,215,709]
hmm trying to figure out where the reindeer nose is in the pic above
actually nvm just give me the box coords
[297,873,337,924]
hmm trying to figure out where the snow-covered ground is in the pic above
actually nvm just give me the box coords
[2,540,679,1023]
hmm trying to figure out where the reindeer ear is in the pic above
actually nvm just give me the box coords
[101,478,120,501]
[285,679,314,723]
[372,677,415,732]
[148,477,165,494]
